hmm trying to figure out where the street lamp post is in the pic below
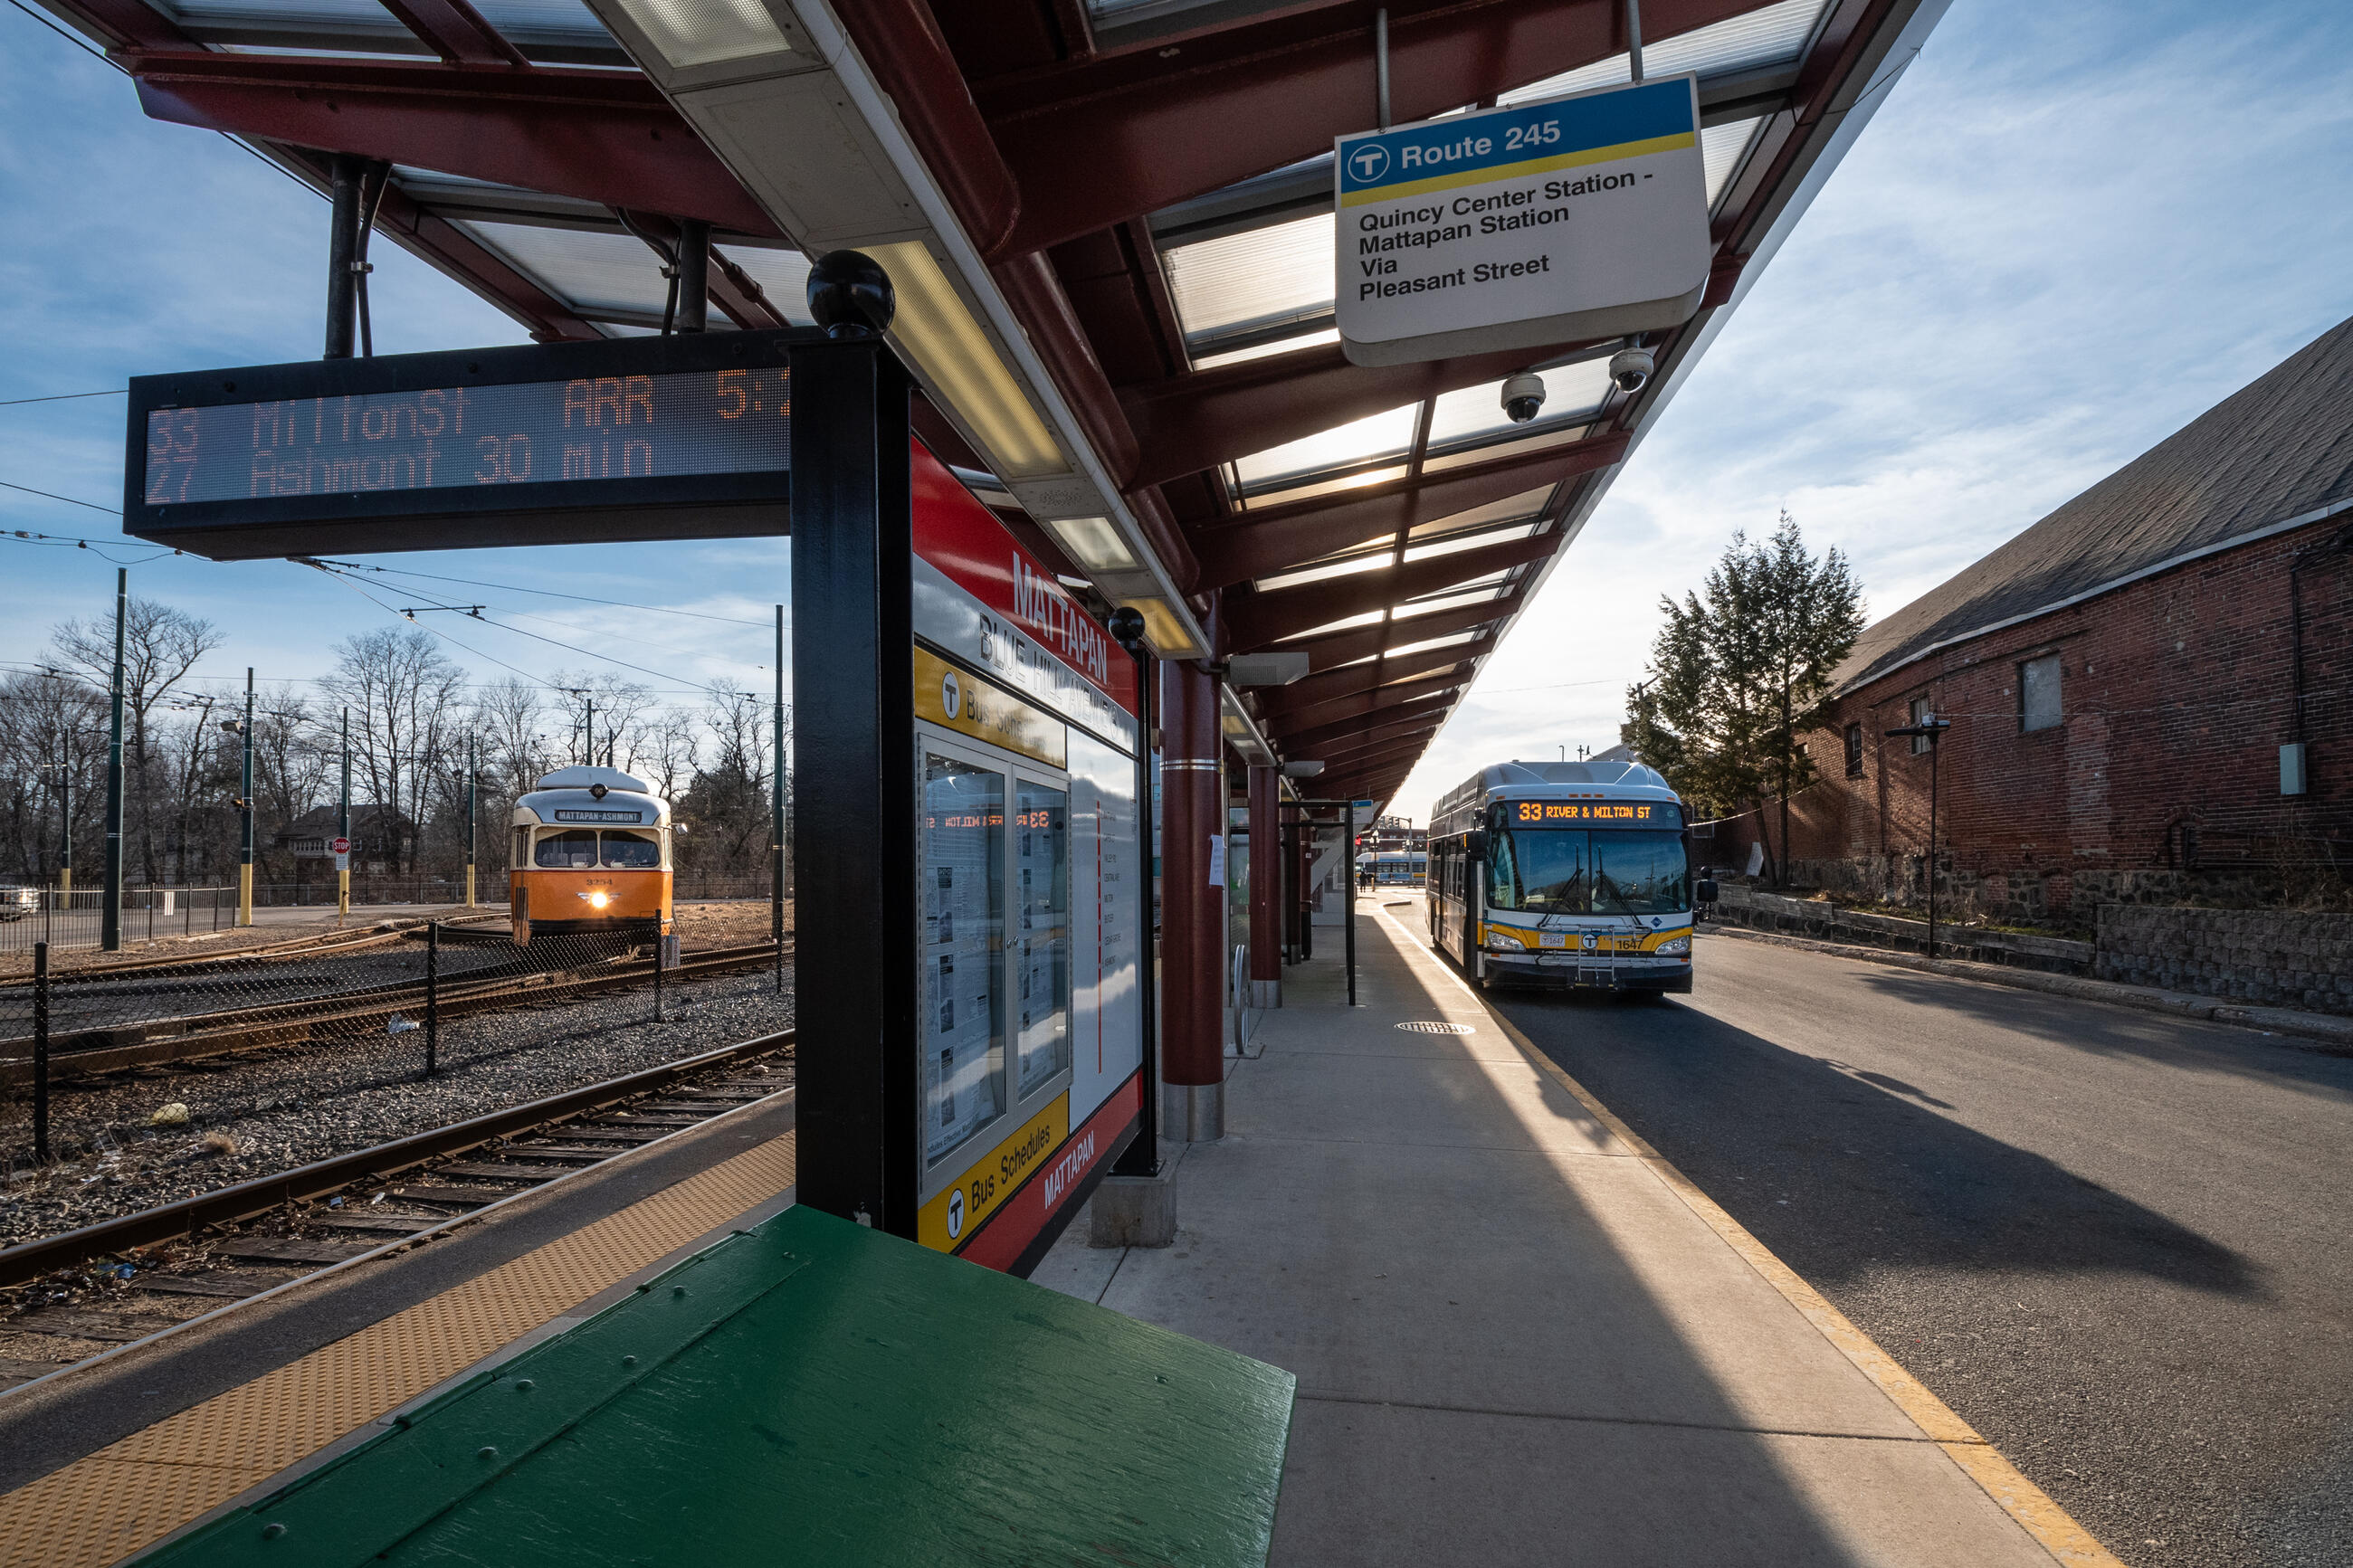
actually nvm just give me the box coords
[1883,715,1952,960]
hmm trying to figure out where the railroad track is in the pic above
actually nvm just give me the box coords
[0,1028,795,1392]
[0,911,508,984]
[0,939,793,1087]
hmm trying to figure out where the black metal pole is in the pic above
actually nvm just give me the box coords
[675,219,710,333]
[1927,732,1939,963]
[240,669,254,927]
[773,603,786,993]
[424,919,439,1077]
[33,941,50,1164]
[1115,643,1157,1178]
[465,731,477,908]
[653,918,665,1023]
[324,154,362,360]
[1345,802,1358,1006]
[792,254,916,1233]
[101,568,126,953]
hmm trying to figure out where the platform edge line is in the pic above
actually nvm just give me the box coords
[1372,903,2131,1568]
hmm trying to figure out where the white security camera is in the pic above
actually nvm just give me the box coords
[1500,370,1547,424]
[1607,345,1654,394]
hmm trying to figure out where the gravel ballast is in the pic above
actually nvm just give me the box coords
[0,965,795,1247]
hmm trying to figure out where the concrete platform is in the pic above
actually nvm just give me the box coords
[1044,891,2103,1566]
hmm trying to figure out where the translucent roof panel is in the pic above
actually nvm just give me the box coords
[1233,462,1410,509]
[1253,552,1396,594]
[1425,359,1613,451]
[454,221,671,317]
[468,0,616,48]
[1421,423,1590,474]
[1498,0,1829,105]
[717,246,817,325]
[1704,117,1764,206]
[1401,520,1540,563]
[1193,327,1339,372]
[1408,487,1557,540]
[1164,211,1334,343]
[1233,402,1418,495]
[1278,609,1386,642]
[165,0,616,54]
[1383,629,1487,659]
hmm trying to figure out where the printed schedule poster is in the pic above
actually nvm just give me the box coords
[922,754,1005,1161]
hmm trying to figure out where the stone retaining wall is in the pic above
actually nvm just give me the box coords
[2095,906,2353,1016]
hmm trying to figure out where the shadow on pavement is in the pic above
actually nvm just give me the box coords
[1493,987,2263,1301]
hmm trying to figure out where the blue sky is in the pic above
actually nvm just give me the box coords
[2,0,2349,812]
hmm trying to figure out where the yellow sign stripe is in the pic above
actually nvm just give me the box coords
[919,1094,1069,1253]
[1340,131,1696,208]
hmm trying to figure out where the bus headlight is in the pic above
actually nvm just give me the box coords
[1485,931,1519,951]
[1656,935,1691,956]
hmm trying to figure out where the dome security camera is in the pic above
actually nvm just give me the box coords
[1607,345,1654,395]
[1500,370,1548,424]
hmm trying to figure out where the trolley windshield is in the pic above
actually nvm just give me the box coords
[1486,803,1688,916]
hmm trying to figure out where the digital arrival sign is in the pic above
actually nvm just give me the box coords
[123,328,820,559]
[1333,76,1713,366]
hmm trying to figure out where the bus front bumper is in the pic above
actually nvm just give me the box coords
[1481,951,1693,993]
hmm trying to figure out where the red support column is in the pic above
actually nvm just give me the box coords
[1248,765,1281,1008]
[1159,660,1227,1140]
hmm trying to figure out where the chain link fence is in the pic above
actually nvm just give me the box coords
[0,917,787,1163]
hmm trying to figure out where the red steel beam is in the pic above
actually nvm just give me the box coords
[1254,637,1495,719]
[47,0,195,49]
[1264,673,1464,740]
[1222,534,1554,652]
[1121,339,1615,490]
[976,0,1778,256]
[1196,432,1626,591]
[1300,725,1445,774]
[830,0,1022,258]
[1280,697,1457,758]
[1275,594,1525,673]
[121,52,780,237]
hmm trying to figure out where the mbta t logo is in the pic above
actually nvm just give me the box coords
[1347,143,1391,185]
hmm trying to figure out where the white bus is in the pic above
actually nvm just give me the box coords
[1427,760,1693,993]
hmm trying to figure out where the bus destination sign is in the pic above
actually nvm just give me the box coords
[1511,801,1680,826]
[124,328,821,559]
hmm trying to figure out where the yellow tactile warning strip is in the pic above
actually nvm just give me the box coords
[0,1129,796,1568]
[1375,904,2129,1568]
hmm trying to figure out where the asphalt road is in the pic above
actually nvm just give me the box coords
[1486,928,2353,1568]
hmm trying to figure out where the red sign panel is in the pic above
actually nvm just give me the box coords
[910,442,1137,717]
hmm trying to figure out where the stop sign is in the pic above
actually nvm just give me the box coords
[330,836,351,855]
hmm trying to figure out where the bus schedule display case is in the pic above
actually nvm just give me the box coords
[901,447,1145,1272]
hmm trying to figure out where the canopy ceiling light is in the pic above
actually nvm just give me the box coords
[1043,515,1142,574]
[598,0,795,71]
[868,241,1067,481]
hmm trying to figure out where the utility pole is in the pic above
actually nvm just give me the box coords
[238,667,255,927]
[465,731,478,908]
[772,603,786,959]
[585,694,595,766]
[338,706,351,920]
[100,569,126,952]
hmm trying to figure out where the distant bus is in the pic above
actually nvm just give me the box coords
[1427,760,1691,993]
[1356,851,1428,886]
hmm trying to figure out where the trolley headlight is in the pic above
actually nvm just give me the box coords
[1656,935,1691,956]
[584,890,610,909]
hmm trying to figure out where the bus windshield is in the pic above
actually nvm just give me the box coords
[1488,828,1688,915]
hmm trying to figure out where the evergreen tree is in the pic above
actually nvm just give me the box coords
[1622,513,1864,886]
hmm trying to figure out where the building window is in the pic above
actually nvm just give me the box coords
[1908,696,1934,755]
[1843,723,1864,778]
[2020,654,2062,732]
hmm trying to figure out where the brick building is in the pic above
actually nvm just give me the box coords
[1722,317,2353,924]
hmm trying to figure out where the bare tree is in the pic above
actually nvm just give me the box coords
[324,627,467,871]
[53,597,224,882]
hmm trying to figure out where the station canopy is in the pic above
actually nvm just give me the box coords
[44,0,1943,813]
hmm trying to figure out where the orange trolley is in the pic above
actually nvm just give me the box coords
[509,765,672,942]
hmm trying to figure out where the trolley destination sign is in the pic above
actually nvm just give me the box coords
[1333,76,1711,366]
[123,328,818,558]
